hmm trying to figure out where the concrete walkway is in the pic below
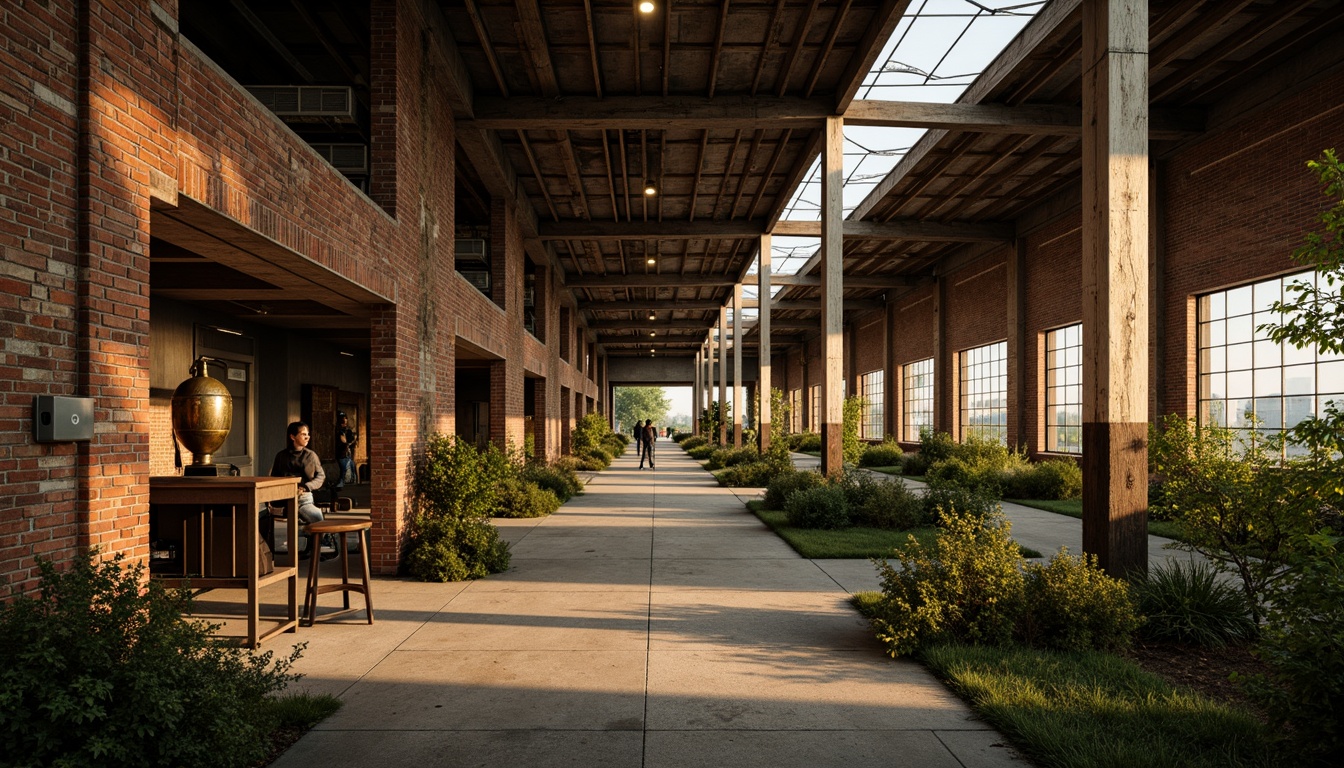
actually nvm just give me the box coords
[264,439,1024,767]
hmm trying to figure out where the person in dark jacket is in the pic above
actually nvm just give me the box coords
[270,421,327,523]
[640,419,656,469]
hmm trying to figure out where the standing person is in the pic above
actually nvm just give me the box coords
[637,417,651,469]
[642,419,657,470]
[270,421,333,559]
[334,411,357,488]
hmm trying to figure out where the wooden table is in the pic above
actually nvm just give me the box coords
[149,476,300,647]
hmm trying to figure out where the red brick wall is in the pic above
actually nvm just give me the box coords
[1023,219,1084,455]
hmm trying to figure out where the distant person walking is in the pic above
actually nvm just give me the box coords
[639,419,657,470]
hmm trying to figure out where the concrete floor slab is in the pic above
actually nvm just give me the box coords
[651,531,800,559]
[401,590,651,651]
[651,557,839,592]
[273,730,645,768]
[642,730,972,768]
[648,591,874,651]
[645,648,989,731]
[318,650,648,731]
[812,558,885,594]
[469,556,652,592]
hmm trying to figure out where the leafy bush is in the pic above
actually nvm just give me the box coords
[922,478,1000,522]
[521,461,582,502]
[871,509,1025,657]
[784,485,851,530]
[407,515,511,581]
[718,454,790,488]
[707,446,760,470]
[790,432,821,452]
[680,435,708,451]
[0,553,301,768]
[1018,549,1141,653]
[763,468,827,509]
[574,446,612,471]
[1001,458,1083,500]
[843,394,864,465]
[571,412,613,456]
[408,434,511,581]
[494,478,562,518]
[687,444,716,460]
[916,429,960,464]
[672,431,693,443]
[602,434,626,456]
[1133,559,1256,648]
[858,441,904,467]
[613,432,631,446]
[1244,532,1344,764]
[844,473,925,530]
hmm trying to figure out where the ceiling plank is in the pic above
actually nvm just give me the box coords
[772,273,913,288]
[537,219,767,240]
[467,95,834,130]
[584,299,724,312]
[567,274,737,289]
[772,219,1014,242]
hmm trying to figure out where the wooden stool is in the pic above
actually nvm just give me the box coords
[302,519,374,626]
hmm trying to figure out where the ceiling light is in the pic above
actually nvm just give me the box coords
[643,180,657,196]
[646,257,656,265]
[638,1,655,14]
[339,351,354,357]
[214,327,243,336]
[650,331,656,337]
[648,312,656,321]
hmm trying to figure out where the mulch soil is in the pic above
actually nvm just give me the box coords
[1124,639,1272,717]
[254,726,305,767]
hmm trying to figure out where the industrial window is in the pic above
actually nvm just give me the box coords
[860,370,884,439]
[902,358,933,442]
[1198,271,1344,453]
[1045,324,1083,453]
[789,388,803,433]
[960,341,1007,445]
[809,384,820,432]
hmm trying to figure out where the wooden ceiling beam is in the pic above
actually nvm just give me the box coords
[772,273,914,288]
[584,299,724,312]
[568,274,736,289]
[772,219,1014,242]
[845,100,1203,140]
[588,319,714,330]
[467,95,835,130]
[537,220,767,240]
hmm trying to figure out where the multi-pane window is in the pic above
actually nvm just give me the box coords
[960,341,1007,444]
[789,388,803,433]
[860,370,884,439]
[902,358,934,442]
[1045,324,1083,453]
[1198,271,1344,452]
[809,384,821,432]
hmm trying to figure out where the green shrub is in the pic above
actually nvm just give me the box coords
[614,432,631,446]
[791,432,821,452]
[922,478,1000,522]
[1002,458,1083,500]
[687,444,716,460]
[901,451,931,476]
[763,468,826,509]
[1134,559,1256,648]
[574,446,611,471]
[1244,532,1344,764]
[871,509,1025,657]
[848,475,925,530]
[571,412,613,455]
[407,514,511,581]
[917,429,959,464]
[602,435,626,455]
[784,485,851,530]
[494,478,562,518]
[858,441,904,467]
[680,435,708,451]
[521,461,582,503]
[1018,549,1141,653]
[926,456,978,488]
[843,394,864,465]
[707,446,760,470]
[0,553,301,768]
[718,455,790,488]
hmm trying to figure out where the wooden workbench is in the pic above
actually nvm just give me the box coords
[149,475,300,647]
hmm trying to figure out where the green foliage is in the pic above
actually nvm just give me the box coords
[0,553,301,768]
[783,485,852,530]
[858,440,904,468]
[922,477,1001,522]
[494,478,562,518]
[840,472,925,530]
[408,434,511,582]
[521,461,582,503]
[687,444,716,460]
[871,509,1025,657]
[679,435,708,451]
[763,467,827,509]
[1148,415,1324,621]
[262,692,342,732]
[1134,559,1256,648]
[717,453,791,488]
[706,445,759,470]
[574,445,612,471]
[407,515,511,581]
[1018,549,1141,653]
[571,412,614,457]
[700,400,728,442]
[768,387,791,451]
[916,428,959,464]
[614,386,671,433]
[790,431,821,451]
[1001,458,1083,500]
[1244,532,1344,765]
[842,394,864,465]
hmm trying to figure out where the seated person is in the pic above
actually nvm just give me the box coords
[269,420,334,559]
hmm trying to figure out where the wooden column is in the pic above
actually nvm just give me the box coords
[933,274,947,434]
[733,284,744,447]
[718,306,728,445]
[1081,0,1149,579]
[820,116,845,477]
[757,234,772,453]
[701,340,711,437]
[693,348,701,436]
[1007,239,1028,450]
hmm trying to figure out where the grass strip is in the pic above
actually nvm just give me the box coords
[1009,498,1188,543]
[747,501,940,558]
[863,465,904,475]
[916,643,1276,768]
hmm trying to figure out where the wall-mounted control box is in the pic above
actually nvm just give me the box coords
[33,395,95,442]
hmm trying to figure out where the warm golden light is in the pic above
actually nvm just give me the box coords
[638,1,655,13]
[646,257,657,265]
[643,181,658,196]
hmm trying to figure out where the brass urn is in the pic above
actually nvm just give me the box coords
[170,357,232,466]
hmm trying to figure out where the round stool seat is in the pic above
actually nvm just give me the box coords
[302,519,374,627]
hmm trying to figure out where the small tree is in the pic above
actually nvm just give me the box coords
[842,394,864,466]
[407,435,511,581]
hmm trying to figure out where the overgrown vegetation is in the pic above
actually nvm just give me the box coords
[1133,559,1257,648]
[407,435,511,581]
[570,412,626,470]
[0,553,309,768]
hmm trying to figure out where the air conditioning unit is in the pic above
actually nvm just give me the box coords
[459,269,491,294]
[246,85,356,123]
[310,143,369,175]
[455,238,486,259]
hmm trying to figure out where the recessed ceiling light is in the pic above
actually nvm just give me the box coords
[638,1,655,14]
[650,331,656,337]
[648,312,656,321]
[643,180,658,196]
[646,257,656,265]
